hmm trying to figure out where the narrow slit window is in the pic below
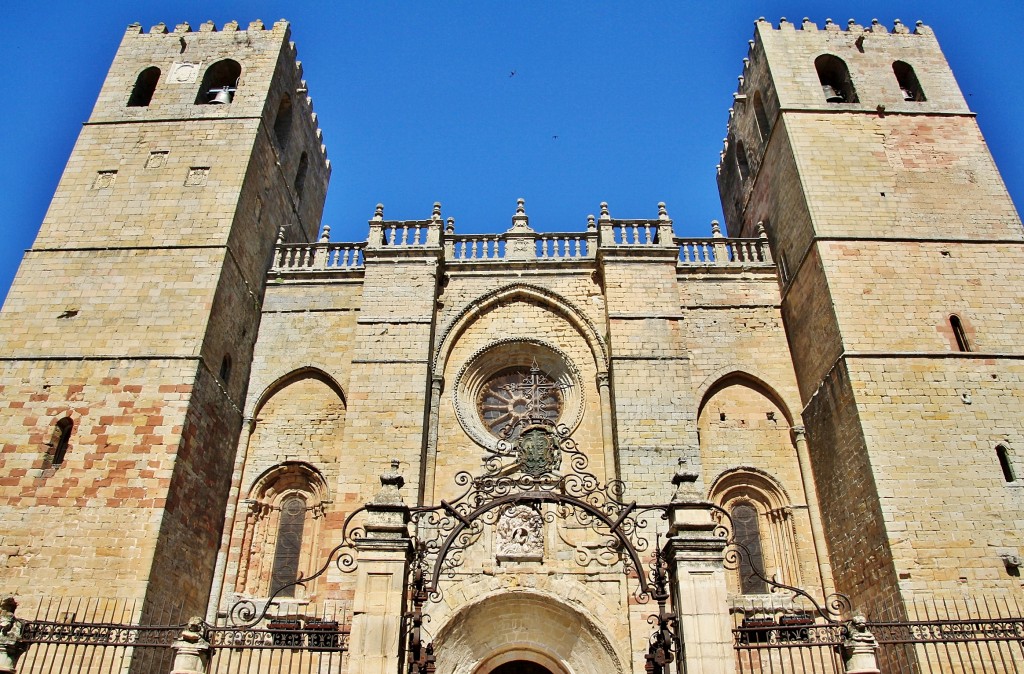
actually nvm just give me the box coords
[220,354,232,383]
[270,495,307,597]
[274,95,293,150]
[893,61,926,101]
[735,139,750,181]
[48,417,73,467]
[127,67,160,107]
[294,151,309,201]
[753,91,771,144]
[732,503,768,594]
[815,54,858,103]
[950,314,971,352]
[997,445,1015,483]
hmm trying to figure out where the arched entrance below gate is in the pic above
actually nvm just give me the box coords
[489,659,557,674]
[433,591,624,674]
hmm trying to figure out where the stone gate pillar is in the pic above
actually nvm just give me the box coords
[347,461,413,674]
[664,502,736,674]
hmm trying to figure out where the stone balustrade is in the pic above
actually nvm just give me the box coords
[271,242,366,272]
[269,204,776,277]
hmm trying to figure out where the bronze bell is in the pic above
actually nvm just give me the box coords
[208,86,235,104]
[821,84,844,103]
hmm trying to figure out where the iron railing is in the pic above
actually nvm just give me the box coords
[11,597,349,674]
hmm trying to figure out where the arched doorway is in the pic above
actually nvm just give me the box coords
[491,662,555,674]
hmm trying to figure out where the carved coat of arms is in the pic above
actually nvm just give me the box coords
[515,425,562,476]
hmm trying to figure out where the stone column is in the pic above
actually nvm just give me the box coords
[347,461,413,674]
[664,502,736,674]
[792,424,835,597]
[170,618,212,674]
[596,371,619,481]
[420,375,444,505]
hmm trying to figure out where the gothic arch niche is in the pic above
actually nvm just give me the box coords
[234,462,330,600]
[225,368,346,607]
[434,591,623,674]
[709,468,800,595]
[697,375,818,597]
[433,286,610,501]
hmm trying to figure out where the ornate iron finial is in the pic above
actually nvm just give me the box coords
[446,217,455,234]
[374,203,384,221]
[710,220,722,237]
[587,214,596,231]
[432,202,442,221]
[319,224,331,243]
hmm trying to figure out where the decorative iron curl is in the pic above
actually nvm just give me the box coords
[227,504,368,627]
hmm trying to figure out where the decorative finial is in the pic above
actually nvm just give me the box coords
[658,202,669,221]
[599,202,610,221]
[432,202,442,221]
[587,214,596,231]
[276,226,285,245]
[779,17,788,24]
[711,220,722,237]
[371,459,406,507]
[319,224,331,243]
[671,457,700,502]
[446,217,455,234]
[374,203,384,221]
[756,221,767,238]
[508,198,532,232]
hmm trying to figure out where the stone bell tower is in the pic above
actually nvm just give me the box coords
[718,17,1024,612]
[0,19,329,617]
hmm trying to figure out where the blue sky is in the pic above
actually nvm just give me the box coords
[1,2,1021,304]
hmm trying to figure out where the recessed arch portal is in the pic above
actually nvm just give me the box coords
[434,591,623,674]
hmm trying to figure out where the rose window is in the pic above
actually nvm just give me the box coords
[476,363,563,439]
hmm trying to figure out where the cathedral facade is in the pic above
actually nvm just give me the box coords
[0,16,1022,674]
